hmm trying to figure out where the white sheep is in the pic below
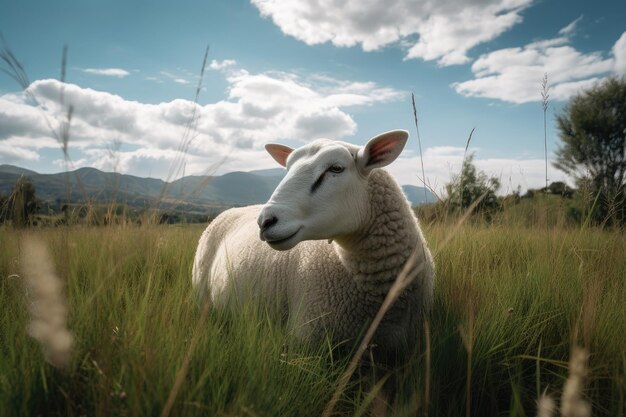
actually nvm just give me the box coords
[192,129,434,366]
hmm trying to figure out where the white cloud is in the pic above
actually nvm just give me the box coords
[159,71,193,85]
[0,145,40,161]
[251,0,532,66]
[613,32,626,73]
[0,72,571,192]
[209,59,237,70]
[0,66,403,179]
[0,94,53,139]
[82,68,130,78]
[453,25,626,103]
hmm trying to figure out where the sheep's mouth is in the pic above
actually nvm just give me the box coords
[265,227,302,247]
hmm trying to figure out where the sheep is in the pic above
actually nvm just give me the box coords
[192,129,434,367]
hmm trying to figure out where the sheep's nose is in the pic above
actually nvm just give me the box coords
[258,211,279,241]
[260,215,278,232]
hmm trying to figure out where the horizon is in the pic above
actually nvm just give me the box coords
[1,0,625,195]
[0,162,433,192]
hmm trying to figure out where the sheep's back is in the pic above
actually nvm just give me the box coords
[192,203,430,366]
[193,205,303,308]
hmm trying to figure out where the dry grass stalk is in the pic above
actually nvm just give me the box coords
[459,314,474,417]
[541,73,550,192]
[1,40,94,217]
[20,234,73,369]
[159,44,210,202]
[423,319,431,417]
[411,92,428,203]
[536,394,556,417]
[560,346,591,417]
[463,127,475,160]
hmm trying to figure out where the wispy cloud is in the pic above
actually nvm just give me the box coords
[558,15,583,36]
[160,71,191,85]
[209,59,237,70]
[82,68,130,78]
[145,76,163,83]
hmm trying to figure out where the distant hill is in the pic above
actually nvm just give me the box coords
[402,184,438,204]
[0,164,436,211]
[0,165,39,176]
[247,168,286,177]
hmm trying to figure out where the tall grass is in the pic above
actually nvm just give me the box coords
[1,223,624,416]
[1,35,623,417]
[1,226,343,417]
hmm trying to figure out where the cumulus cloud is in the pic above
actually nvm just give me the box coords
[82,68,130,78]
[0,72,569,191]
[0,145,40,161]
[251,0,532,66]
[453,22,626,103]
[0,65,403,179]
[614,32,626,74]
[0,94,52,139]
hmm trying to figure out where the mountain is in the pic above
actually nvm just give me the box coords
[0,164,436,211]
[0,164,166,205]
[247,168,286,177]
[0,165,39,176]
[402,185,437,204]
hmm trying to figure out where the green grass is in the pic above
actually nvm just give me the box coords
[0,223,624,416]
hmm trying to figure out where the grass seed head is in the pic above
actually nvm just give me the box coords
[561,346,591,417]
[536,394,555,417]
[20,235,73,369]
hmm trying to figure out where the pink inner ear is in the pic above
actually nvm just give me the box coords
[370,138,398,155]
[266,144,293,167]
[367,136,401,165]
[275,149,290,165]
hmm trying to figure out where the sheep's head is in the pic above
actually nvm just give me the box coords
[257,130,408,250]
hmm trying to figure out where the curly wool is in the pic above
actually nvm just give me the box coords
[193,168,434,363]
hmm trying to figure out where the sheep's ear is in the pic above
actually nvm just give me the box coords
[265,144,294,167]
[356,130,408,176]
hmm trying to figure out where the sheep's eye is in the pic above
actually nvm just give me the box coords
[311,165,344,193]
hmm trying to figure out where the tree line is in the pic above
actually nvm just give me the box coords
[0,176,41,227]
[444,76,626,227]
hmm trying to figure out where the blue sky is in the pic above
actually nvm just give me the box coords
[1,0,625,194]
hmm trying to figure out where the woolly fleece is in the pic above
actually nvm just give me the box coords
[193,159,434,364]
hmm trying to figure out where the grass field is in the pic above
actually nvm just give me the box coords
[0,222,624,417]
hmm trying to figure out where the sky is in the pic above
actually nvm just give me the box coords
[0,0,625,195]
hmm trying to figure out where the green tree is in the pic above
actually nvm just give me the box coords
[5,176,40,227]
[546,181,574,198]
[446,154,500,216]
[554,76,626,224]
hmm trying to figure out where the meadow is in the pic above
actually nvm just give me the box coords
[0,219,624,417]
